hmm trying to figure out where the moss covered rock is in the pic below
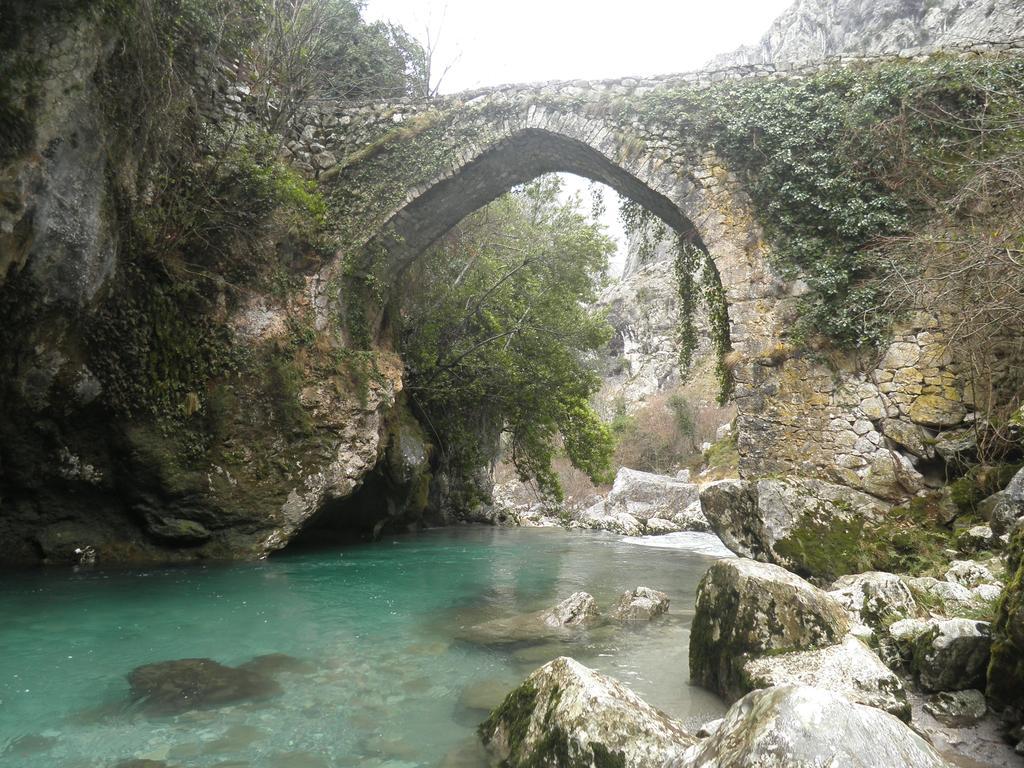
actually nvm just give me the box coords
[699,477,890,582]
[479,657,694,767]
[689,557,850,701]
[987,526,1024,745]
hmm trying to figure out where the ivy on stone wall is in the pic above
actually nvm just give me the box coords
[633,55,1024,353]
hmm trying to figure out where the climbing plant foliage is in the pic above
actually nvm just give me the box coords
[632,56,1024,352]
[619,201,733,403]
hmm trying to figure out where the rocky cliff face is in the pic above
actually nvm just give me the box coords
[710,0,1024,68]
[0,8,430,565]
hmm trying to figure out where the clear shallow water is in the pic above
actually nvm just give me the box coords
[0,527,731,768]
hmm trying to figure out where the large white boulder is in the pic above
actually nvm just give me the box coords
[480,657,695,767]
[681,685,954,768]
[742,636,910,720]
[605,467,705,525]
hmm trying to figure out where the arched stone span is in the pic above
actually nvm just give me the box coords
[304,88,783,371]
[290,78,785,482]
[283,65,960,500]
[364,128,703,272]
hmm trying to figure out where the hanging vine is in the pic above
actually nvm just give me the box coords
[620,200,734,404]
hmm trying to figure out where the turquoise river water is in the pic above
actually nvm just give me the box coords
[0,526,733,768]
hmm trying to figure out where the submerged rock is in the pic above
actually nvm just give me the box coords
[541,592,599,628]
[609,586,670,621]
[681,684,954,768]
[457,592,600,646]
[236,653,316,677]
[741,636,910,721]
[127,658,282,715]
[689,557,849,700]
[479,657,694,767]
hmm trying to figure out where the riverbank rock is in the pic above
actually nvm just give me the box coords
[572,468,710,536]
[456,592,600,646]
[741,636,910,720]
[828,571,919,632]
[924,689,988,727]
[609,586,670,621]
[689,558,849,700]
[127,658,282,715]
[912,619,991,692]
[575,502,643,536]
[979,466,1024,535]
[479,657,694,767]
[905,576,999,618]
[604,467,702,521]
[698,477,889,581]
[987,527,1024,751]
[682,684,954,768]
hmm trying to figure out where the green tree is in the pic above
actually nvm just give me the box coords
[400,176,616,503]
[247,0,427,131]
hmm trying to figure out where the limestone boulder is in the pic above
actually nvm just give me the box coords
[609,586,670,621]
[944,560,999,589]
[699,477,889,581]
[912,619,991,692]
[576,501,644,536]
[923,689,988,727]
[905,576,999,618]
[828,571,918,632]
[479,657,694,767]
[689,558,850,700]
[683,685,954,768]
[957,524,997,554]
[741,636,910,720]
[671,500,712,532]
[646,517,683,535]
[604,467,702,522]
[978,466,1024,536]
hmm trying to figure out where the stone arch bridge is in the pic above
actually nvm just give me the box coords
[271,54,988,503]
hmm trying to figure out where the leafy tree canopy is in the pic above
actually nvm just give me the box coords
[399,176,616,502]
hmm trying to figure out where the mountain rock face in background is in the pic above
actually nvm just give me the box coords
[709,0,1024,68]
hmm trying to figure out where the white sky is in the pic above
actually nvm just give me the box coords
[362,0,795,275]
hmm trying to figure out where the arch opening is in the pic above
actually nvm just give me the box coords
[360,128,708,273]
